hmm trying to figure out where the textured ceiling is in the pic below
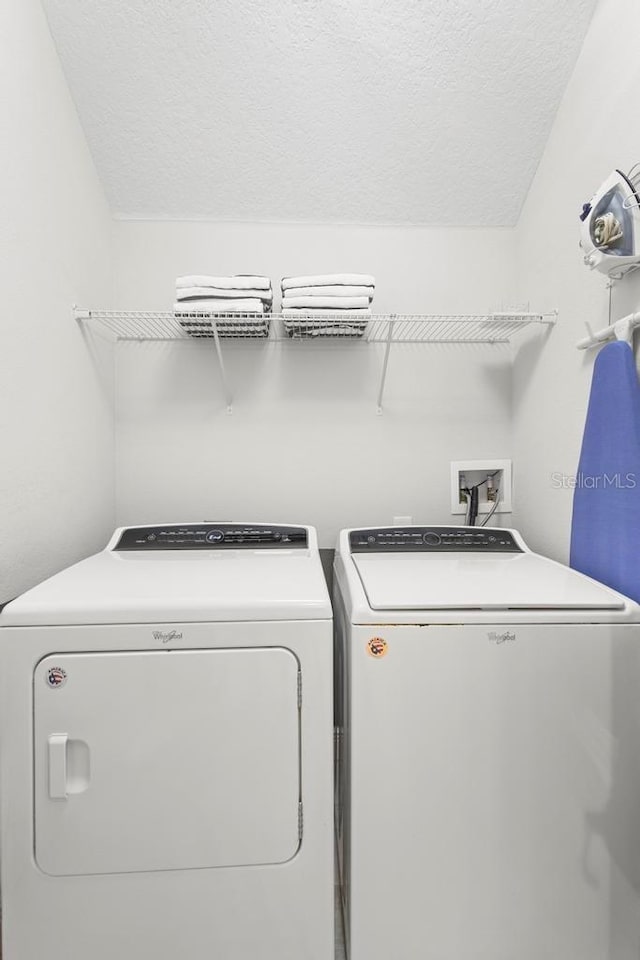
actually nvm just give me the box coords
[41,0,597,225]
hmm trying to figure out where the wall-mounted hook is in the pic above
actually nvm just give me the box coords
[577,311,640,350]
[613,314,638,345]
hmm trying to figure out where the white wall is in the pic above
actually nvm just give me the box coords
[0,0,115,600]
[113,221,516,546]
[3,0,629,586]
[512,0,640,562]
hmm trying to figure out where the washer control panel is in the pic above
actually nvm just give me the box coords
[114,524,308,550]
[349,527,522,552]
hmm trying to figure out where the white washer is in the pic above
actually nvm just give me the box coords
[334,524,640,960]
[0,522,333,960]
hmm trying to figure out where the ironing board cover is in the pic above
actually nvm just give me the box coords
[570,339,640,602]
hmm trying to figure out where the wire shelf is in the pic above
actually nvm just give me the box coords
[75,309,556,343]
[365,313,554,343]
[75,307,556,413]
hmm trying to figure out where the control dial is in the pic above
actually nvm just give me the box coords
[423,532,441,546]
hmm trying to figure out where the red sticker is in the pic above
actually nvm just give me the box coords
[367,637,388,659]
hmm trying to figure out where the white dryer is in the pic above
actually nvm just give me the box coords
[334,524,640,960]
[0,522,333,960]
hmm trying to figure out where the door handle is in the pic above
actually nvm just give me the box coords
[48,734,68,800]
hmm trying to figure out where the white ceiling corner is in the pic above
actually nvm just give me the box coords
[41,0,597,225]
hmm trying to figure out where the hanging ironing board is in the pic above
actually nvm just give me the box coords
[570,336,640,602]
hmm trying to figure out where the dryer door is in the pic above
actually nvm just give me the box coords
[34,648,301,876]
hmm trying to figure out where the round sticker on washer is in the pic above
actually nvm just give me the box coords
[46,666,67,689]
[367,637,388,658]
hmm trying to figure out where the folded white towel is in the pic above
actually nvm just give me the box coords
[174,299,264,313]
[282,296,370,310]
[176,275,271,291]
[284,285,373,298]
[177,286,273,301]
[281,273,375,291]
[282,307,371,317]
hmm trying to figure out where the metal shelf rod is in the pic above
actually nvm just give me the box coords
[377,315,395,413]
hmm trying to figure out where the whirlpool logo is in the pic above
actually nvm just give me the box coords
[488,631,516,645]
[153,630,183,644]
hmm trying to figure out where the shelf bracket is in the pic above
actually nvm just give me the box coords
[377,316,395,413]
[210,322,233,413]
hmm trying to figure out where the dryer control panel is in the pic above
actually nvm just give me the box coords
[349,527,522,552]
[114,524,308,550]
